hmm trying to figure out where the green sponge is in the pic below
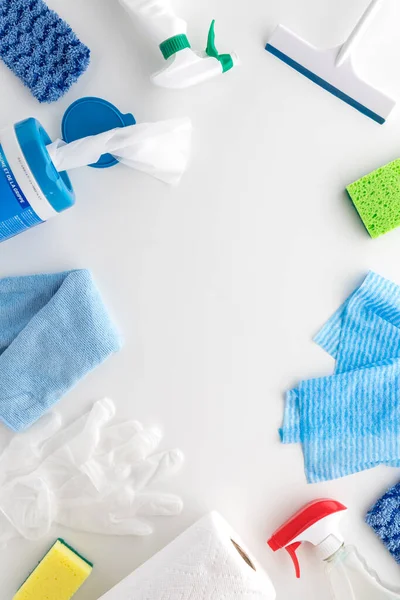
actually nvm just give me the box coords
[347,158,400,238]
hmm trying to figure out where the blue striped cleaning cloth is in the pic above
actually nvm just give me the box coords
[314,271,400,360]
[281,272,400,483]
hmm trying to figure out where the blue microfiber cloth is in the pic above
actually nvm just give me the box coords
[366,483,400,563]
[281,272,400,482]
[0,270,122,432]
[0,0,90,103]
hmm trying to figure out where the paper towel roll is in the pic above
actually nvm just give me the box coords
[98,511,276,600]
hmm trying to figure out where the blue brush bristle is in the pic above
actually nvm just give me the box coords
[0,0,90,103]
[366,483,400,563]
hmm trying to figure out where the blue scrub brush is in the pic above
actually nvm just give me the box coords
[366,483,400,563]
[0,0,90,103]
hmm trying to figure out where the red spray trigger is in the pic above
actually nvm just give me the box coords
[285,542,301,578]
[267,499,347,579]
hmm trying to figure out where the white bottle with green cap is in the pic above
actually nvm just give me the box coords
[119,0,238,88]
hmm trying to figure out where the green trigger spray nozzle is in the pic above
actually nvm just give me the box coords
[119,0,238,88]
[206,20,234,73]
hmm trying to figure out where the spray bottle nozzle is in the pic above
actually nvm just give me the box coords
[206,20,235,73]
[267,499,347,579]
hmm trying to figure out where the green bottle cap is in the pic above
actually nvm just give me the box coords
[160,34,191,60]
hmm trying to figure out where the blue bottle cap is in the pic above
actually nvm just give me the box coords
[61,97,136,169]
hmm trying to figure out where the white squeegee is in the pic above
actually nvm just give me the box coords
[266,0,395,124]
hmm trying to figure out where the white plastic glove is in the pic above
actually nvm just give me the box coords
[0,412,62,486]
[0,416,58,546]
[82,420,183,494]
[56,490,183,536]
[56,447,184,536]
[0,513,19,548]
[0,398,115,540]
[0,400,184,540]
[54,419,185,535]
[36,398,115,491]
[0,412,63,546]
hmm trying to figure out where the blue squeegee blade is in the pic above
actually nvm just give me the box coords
[265,43,385,125]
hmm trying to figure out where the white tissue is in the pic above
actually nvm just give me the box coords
[98,512,277,600]
[47,118,192,185]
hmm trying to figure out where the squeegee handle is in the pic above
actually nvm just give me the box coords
[336,0,383,67]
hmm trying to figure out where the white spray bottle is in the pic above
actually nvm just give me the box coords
[118,0,238,88]
[268,499,400,600]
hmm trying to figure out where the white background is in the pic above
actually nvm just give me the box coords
[2,0,400,598]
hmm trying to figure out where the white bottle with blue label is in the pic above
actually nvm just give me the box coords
[0,118,75,243]
[0,97,135,244]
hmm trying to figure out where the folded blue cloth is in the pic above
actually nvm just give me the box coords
[284,360,400,483]
[0,270,122,431]
[366,483,400,564]
[282,272,400,482]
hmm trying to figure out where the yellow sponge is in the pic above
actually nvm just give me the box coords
[13,539,93,600]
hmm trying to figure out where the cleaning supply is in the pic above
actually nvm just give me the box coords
[268,498,400,599]
[0,398,118,540]
[0,0,90,103]
[119,0,238,88]
[0,399,184,541]
[347,158,400,238]
[13,538,92,599]
[266,0,395,124]
[47,115,192,183]
[366,482,400,563]
[283,359,400,482]
[0,270,121,432]
[314,271,400,364]
[0,413,63,547]
[0,117,75,243]
[0,413,62,485]
[281,272,400,482]
[98,512,276,600]
[0,97,191,244]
